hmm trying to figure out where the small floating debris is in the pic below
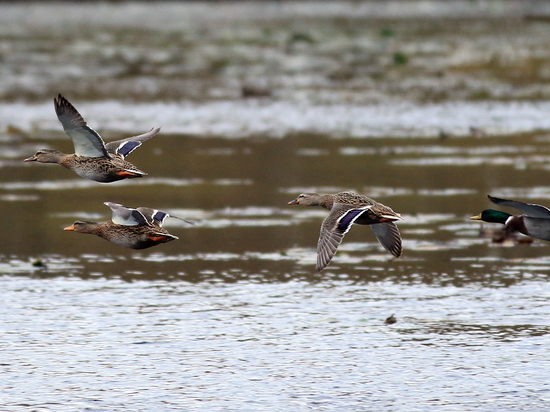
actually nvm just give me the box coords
[241,84,272,98]
[32,259,47,268]
[385,314,397,325]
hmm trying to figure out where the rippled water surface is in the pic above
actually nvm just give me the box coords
[2,2,550,411]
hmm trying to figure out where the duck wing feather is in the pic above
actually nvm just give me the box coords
[488,195,550,219]
[105,127,160,159]
[54,94,109,158]
[104,202,151,227]
[370,222,402,257]
[137,207,194,227]
[316,205,372,272]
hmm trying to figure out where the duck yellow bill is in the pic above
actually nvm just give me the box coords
[470,214,482,220]
[63,225,75,231]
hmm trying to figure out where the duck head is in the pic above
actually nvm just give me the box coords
[288,193,323,206]
[471,209,512,224]
[25,149,65,163]
[64,220,100,234]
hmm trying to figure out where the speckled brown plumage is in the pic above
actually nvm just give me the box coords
[288,191,403,272]
[64,220,177,250]
[24,94,159,183]
[63,202,191,250]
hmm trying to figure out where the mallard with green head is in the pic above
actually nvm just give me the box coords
[471,195,550,241]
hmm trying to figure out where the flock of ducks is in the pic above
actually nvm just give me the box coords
[24,95,550,272]
[25,95,190,250]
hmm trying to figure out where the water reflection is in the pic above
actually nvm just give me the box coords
[2,129,550,285]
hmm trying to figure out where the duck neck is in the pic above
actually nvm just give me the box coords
[505,215,528,235]
[41,150,67,164]
[74,220,102,235]
[319,194,334,211]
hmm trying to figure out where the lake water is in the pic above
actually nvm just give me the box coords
[1,2,550,411]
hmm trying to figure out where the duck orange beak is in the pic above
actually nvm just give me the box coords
[288,199,298,205]
[24,156,37,162]
[148,234,168,242]
[116,170,141,177]
[63,225,75,231]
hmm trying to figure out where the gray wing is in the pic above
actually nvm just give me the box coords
[104,202,151,226]
[317,218,345,272]
[105,127,160,159]
[54,94,108,158]
[370,222,402,257]
[488,195,550,219]
[316,205,370,272]
[137,206,195,227]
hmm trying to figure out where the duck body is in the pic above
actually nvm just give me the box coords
[514,217,550,240]
[64,202,193,249]
[66,220,177,249]
[288,191,403,272]
[24,94,158,183]
[29,150,147,182]
[471,195,550,242]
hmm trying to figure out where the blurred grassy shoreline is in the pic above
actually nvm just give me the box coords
[1,1,550,103]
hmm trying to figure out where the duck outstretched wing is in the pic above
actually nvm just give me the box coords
[488,195,550,219]
[54,94,108,158]
[137,207,195,227]
[104,202,151,227]
[370,222,402,257]
[316,205,372,272]
[105,127,161,159]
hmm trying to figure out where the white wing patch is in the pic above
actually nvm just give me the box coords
[105,202,150,226]
[67,126,108,158]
